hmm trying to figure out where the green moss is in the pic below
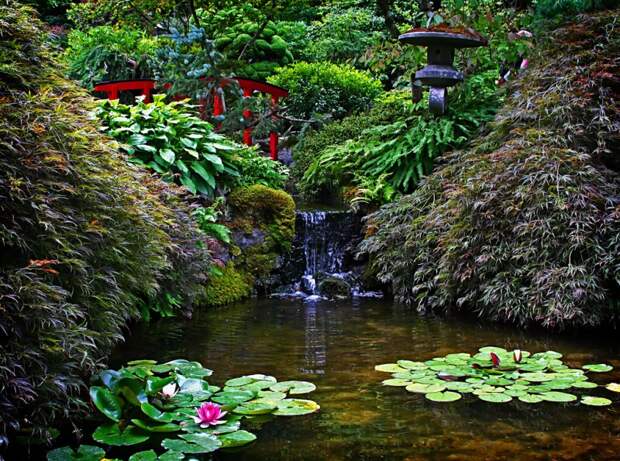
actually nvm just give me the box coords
[202,263,252,307]
[227,185,296,290]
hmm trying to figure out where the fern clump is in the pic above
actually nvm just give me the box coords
[0,2,210,441]
[360,9,620,329]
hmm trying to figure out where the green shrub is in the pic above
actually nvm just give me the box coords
[233,147,289,190]
[359,10,620,329]
[268,62,383,121]
[97,96,243,197]
[535,0,617,18]
[64,25,161,89]
[290,91,408,190]
[0,2,210,440]
[199,5,305,81]
[303,7,384,66]
[300,72,499,204]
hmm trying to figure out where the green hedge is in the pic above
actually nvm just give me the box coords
[0,2,210,440]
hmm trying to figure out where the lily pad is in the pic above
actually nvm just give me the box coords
[477,393,512,403]
[375,363,407,373]
[47,445,106,461]
[211,390,255,406]
[540,391,577,403]
[225,376,255,387]
[572,381,598,389]
[269,380,316,395]
[605,383,620,393]
[162,433,222,454]
[518,394,544,403]
[92,423,150,446]
[405,383,446,394]
[479,346,508,354]
[382,378,412,387]
[89,386,123,422]
[425,391,462,402]
[397,360,427,369]
[233,401,278,415]
[128,450,158,461]
[257,390,287,401]
[581,396,612,406]
[519,372,553,382]
[582,364,613,373]
[218,430,257,448]
[272,399,320,416]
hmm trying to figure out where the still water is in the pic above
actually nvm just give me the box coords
[113,298,620,461]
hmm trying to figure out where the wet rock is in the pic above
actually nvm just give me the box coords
[318,276,351,299]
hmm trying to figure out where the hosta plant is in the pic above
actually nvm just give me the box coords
[48,359,319,459]
[96,96,242,196]
[376,346,616,406]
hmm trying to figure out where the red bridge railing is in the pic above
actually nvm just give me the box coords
[93,77,288,161]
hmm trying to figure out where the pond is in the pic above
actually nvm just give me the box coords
[112,298,620,461]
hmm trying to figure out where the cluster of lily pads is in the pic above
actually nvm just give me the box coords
[376,346,619,406]
[47,359,319,461]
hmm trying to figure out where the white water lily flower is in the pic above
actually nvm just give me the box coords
[161,382,178,399]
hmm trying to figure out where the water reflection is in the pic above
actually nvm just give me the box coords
[112,299,620,461]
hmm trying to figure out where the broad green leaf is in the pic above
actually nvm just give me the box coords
[606,383,620,392]
[540,391,577,403]
[233,401,277,415]
[89,386,122,422]
[581,396,612,406]
[92,423,150,446]
[128,450,158,461]
[272,399,320,416]
[131,418,180,432]
[477,393,512,403]
[47,445,105,461]
[218,430,257,448]
[269,381,316,395]
[518,394,544,403]
[159,148,175,164]
[375,363,407,373]
[582,364,613,372]
[425,391,462,402]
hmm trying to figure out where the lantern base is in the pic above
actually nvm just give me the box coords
[429,87,447,115]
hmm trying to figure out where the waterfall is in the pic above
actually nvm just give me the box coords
[274,208,382,300]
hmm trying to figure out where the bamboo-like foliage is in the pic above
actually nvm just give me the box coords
[0,2,210,440]
[360,9,620,329]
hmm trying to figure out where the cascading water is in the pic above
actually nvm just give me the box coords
[274,208,382,300]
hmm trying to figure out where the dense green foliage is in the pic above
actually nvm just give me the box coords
[49,359,319,458]
[302,6,384,66]
[360,10,620,328]
[65,25,161,88]
[97,96,242,196]
[0,2,210,440]
[201,5,304,80]
[299,74,499,205]
[268,62,383,121]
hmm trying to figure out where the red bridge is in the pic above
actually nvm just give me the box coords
[94,77,288,161]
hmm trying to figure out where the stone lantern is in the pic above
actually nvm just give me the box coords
[399,28,487,114]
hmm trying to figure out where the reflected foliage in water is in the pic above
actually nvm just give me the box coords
[113,299,620,460]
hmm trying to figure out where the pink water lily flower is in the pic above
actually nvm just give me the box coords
[194,402,227,427]
[160,382,178,399]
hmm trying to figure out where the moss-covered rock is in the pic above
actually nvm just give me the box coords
[201,262,252,307]
[226,185,296,293]
[360,9,620,329]
[0,2,210,440]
